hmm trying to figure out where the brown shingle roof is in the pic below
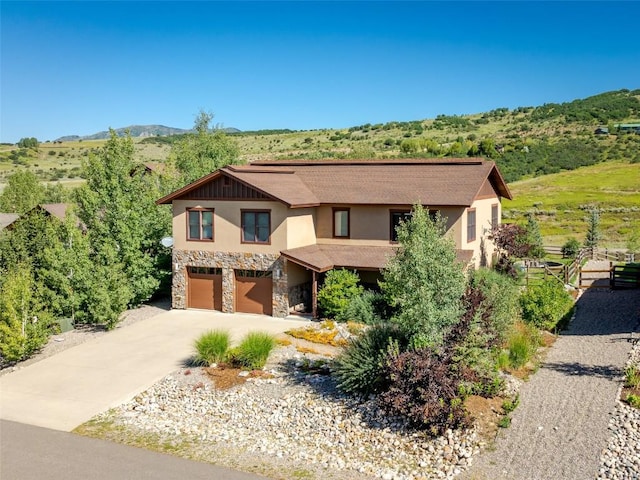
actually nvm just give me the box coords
[281,243,475,272]
[157,158,512,207]
[0,213,19,230]
[39,203,69,220]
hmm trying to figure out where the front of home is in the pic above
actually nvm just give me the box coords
[157,158,512,317]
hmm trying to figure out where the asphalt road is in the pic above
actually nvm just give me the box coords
[0,420,268,480]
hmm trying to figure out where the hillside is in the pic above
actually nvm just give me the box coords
[504,161,640,248]
[1,89,639,247]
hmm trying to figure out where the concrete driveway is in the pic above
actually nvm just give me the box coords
[0,309,309,432]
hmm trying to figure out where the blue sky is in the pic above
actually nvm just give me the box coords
[1,1,639,143]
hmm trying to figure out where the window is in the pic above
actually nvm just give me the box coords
[187,208,214,241]
[390,210,412,242]
[333,208,350,238]
[467,208,476,243]
[188,266,221,275]
[241,210,270,244]
[491,203,499,228]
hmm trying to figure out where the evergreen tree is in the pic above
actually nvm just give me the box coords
[380,204,466,348]
[584,207,602,249]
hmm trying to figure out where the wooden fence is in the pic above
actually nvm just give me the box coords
[612,264,640,289]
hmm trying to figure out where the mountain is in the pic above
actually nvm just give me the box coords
[55,125,240,142]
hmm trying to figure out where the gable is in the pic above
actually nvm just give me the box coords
[474,178,499,201]
[178,174,271,201]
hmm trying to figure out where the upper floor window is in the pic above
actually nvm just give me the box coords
[333,208,350,238]
[241,210,271,244]
[491,203,499,228]
[187,208,214,241]
[390,210,412,242]
[467,208,476,243]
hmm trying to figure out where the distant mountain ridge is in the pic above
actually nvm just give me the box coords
[55,125,240,142]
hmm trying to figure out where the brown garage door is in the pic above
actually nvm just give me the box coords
[235,270,273,315]
[188,267,222,310]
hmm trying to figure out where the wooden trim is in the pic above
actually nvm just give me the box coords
[240,209,272,245]
[466,208,476,243]
[332,207,350,238]
[186,207,215,242]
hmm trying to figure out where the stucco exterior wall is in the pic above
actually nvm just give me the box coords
[463,197,501,268]
[286,208,317,248]
[315,204,465,247]
[172,200,289,253]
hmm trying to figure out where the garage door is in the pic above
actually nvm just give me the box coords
[187,267,222,310]
[235,270,273,315]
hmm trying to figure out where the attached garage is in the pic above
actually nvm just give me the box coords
[187,267,222,310]
[235,270,273,315]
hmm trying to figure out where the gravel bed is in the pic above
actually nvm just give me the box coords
[0,299,170,376]
[92,353,480,480]
[464,286,640,480]
[598,338,640,479]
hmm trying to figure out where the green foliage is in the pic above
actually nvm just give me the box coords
[170,110,240,184]
[626,394,640,409]
[17,137,39,149]
[336,290,387,324]
[525,214,545,259]
[584,207,602,249]
[468,269,522,346]
[232,332,276,369]
[0,171,44,214]
[507,322,540,368]
[625,365,640,389]
[0,265,52,363]
[529,89,640,123]
[333,324,409,396]
[194,330,231,366]
[381,204,466,348]
[498,416,512,428]
[561,238,581,258]
[502,395,520,414]
[520,280,574,331]
[75,130,171,309]
[317,269,364,320]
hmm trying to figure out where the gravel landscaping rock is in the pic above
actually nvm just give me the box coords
[92,354,480,480]
[464,285,640,480]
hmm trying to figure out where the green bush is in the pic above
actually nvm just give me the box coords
[333,323,409,396]
[194,329,230,366]
[561,238,581,258]
[317,269,364,319]
[336,290,386,324]
[520,280,574,331]
[233,331,276,369]
[625,365,640,388]
[507,321,541,368]
[626,393,640,409]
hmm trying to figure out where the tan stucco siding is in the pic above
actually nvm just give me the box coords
[286,208,317,248]
[172,200,289,253]
[286,261,311,287]
[316,205,463,246]
[463,197,501,268]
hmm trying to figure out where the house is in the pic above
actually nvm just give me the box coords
[156,158,513,318]
[0,204,69,231]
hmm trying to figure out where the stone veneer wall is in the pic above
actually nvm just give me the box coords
[172,249,289,318]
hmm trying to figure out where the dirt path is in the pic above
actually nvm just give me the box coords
[464,285,640,480]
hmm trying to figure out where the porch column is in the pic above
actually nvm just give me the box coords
[312,270,318,319]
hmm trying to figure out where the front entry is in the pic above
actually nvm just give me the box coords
[235,270,273,315]
[187,267,222,310]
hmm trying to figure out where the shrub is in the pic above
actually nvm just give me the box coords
[506,321,541,368]
[285,325,347,346]
[379,347,470,435]
[233,331,276,369]
[337,290,387,324]
[626,393,640,409]
[561,238,581,258]
[625,365,640,388]
[333,323,409,396]
[317,269,364,319]
[193,329,230,366]
[520,280,574,331]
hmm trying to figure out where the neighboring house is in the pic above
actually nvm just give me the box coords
[0,204,76,232]
[157,158,513,318]
[0,213,20,231]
